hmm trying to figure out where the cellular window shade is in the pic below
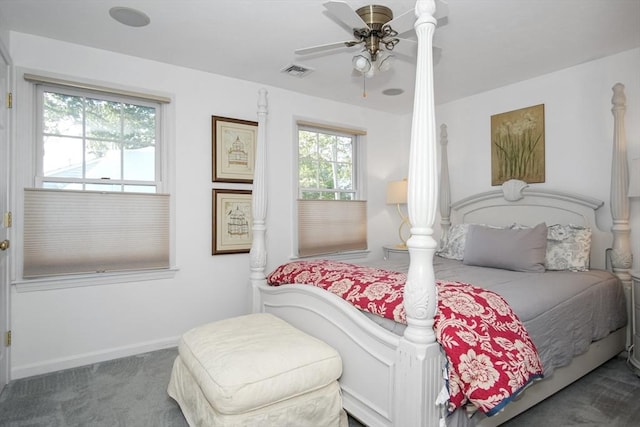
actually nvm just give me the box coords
[298,200,367,257]
[23,188,170,278]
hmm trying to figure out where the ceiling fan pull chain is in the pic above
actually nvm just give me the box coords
[362,74,367,98]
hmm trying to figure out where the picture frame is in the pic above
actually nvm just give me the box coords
[212,189,253,255]
[491,104,545,186]
[212,116,258,183]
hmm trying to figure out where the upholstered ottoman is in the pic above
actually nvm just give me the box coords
[167,313,346,427]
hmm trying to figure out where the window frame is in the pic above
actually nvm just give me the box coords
[12,69,177,291]
[294,120,368,258]
[297,123,359,200]
[34,83,163,193]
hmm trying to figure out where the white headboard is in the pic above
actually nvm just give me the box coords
[448,180,610,270]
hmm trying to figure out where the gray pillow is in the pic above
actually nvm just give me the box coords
[463,223,548,272]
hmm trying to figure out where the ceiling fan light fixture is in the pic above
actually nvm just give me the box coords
[353,49,393,77]
[377,50,394,72]
[353,52,372,73]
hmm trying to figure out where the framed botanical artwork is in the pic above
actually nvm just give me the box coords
[212,116,258,183]
[212,189,253,255]
[491,104,545,186]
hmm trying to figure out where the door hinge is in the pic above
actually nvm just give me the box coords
[3,212,11,228]
[5,330,10,347]
[6,92,11,109]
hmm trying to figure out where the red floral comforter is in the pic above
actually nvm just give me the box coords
[267,260,543,416]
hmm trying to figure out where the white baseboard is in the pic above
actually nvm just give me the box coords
[11,336,180,380]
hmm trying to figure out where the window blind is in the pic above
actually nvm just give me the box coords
[23,188,170,278]
[298,199,367,257]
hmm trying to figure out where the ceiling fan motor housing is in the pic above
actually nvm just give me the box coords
[355,5,393,27]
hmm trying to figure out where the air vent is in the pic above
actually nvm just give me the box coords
[281,64,314,78]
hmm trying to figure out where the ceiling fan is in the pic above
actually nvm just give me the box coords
[295,1,448,77]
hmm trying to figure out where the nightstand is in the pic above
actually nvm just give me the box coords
[631,271,640,376]
[383,244,409,260]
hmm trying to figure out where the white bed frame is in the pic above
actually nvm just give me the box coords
[249,1,633,426]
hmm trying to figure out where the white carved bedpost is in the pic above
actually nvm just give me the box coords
[394,1,443,426]
[251,89,268,312]
[405,0,438,347]
[609,83,632,345]
[439,124,451,248]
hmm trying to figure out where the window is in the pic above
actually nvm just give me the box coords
[296,122,367,257]
[37,85,160,192]
[17,74,173,285]
[298,125,357,200]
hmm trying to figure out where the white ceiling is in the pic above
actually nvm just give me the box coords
[0,0,638,114]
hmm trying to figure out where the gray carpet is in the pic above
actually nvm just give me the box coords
[0,348,638,426]
[501,353,640,427]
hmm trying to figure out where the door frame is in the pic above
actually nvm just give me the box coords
[0,37,12,392]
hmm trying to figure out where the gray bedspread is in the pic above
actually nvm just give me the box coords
[362,256,627,377]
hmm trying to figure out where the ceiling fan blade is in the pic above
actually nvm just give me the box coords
[434,0,449,21]
[392,38,417,56]
[436,16,449,28]
[391,1,449,36]
[393,39,442,65]
[385,9,416,35]
[392,46,442,66]
[433,46,442,65]
[323,1,369,31]
[295,40,359,55]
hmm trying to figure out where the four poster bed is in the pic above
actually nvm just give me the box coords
[249,1,634,426]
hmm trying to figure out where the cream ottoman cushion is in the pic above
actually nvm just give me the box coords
[176,312,343,415]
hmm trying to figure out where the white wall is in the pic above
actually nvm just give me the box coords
[435,48,640,271]
[8,32,409,379]
[9,31,637,380]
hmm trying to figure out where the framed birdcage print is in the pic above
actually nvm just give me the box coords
[212,189,253,255]
[212,116,258,183]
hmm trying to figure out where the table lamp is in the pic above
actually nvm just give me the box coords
[386,179,409,248]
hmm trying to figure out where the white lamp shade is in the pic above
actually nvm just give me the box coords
[386,179,408,204]
[629,158,640,198]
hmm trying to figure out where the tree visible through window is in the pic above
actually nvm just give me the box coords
[298,126,355,200]
[39,86,160,193]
